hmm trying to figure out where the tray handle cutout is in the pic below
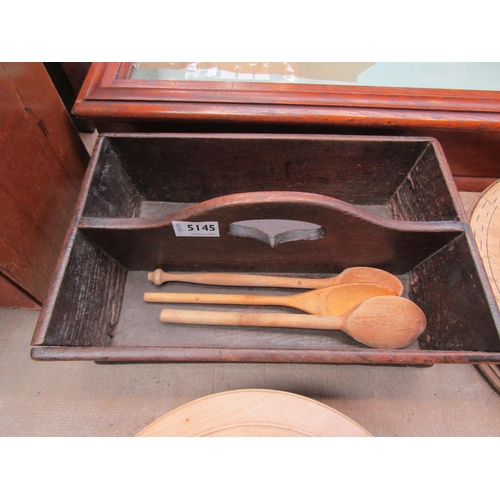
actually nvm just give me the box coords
[79,191,464,273]
[228,219,325,248]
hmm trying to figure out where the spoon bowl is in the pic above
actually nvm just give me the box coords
[159,295,427,350]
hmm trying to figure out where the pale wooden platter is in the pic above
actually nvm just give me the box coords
[466,182,500,305]
[465,183,500,391]
[135,389,372,437]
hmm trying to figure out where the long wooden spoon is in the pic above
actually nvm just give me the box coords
[148,267,404,295]
[144,283,397,317]
[159,296,426,349]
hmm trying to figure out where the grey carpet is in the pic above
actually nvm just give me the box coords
[1,307,500,436]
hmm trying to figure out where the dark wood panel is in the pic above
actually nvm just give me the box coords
[43,62,94,133]
[0,272,40,309]
[80,192,463,275]
[0,63,89,303]
[30,346,500,364]
[72,63,500,190]
[31,133,500,364]
[82,139,143,218]
[78,63,500,113]
[91,123,500,192]
[42,231,127,346]
[412,231,500,352]
[454,177,498,192]
[106,134,429,205]
[388,144,460,221]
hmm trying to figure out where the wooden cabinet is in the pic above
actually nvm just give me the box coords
[0,63,89,308]
[74,62,500,191]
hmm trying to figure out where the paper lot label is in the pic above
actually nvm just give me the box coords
[172,221,220,237]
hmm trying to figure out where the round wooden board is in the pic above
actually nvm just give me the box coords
[467,181,500,305]
[466,181,500,391]
[135,389,372,437]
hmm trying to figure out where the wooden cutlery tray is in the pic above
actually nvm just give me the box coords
[31,133,500,364]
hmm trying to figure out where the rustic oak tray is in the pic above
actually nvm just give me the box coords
[30,133,500,364]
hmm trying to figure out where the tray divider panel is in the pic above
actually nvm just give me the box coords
[78,191,465,274]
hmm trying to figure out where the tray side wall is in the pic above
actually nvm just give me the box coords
[388,143,459,221]
[42,231,127,346]
[83,138,143,218]
[412,233,500,351]
[105,135,430,206]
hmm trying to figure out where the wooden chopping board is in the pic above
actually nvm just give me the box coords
[466,182,500,391]
[135,389,372,437]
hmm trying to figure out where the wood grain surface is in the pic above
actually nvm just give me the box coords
[30,134,500,364]
[135,389,372,437]
[73,63,500,191]
[148,266,405,295]
[0,63,88,303]
[0,272,40,309]
[158,295,426,350]
[146,283,397,316]
[467,180,500,305]
[79,191,463,274]
[465,184,500,389]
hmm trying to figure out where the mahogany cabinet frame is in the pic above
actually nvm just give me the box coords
[73,62,500,191]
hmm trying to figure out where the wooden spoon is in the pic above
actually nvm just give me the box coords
[144,283,397,317]
[148,266,404,296]
[159,296,426,349]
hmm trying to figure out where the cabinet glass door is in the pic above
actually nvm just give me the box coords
[129,62,500,92]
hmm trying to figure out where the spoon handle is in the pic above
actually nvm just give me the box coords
[148,269,330,288]
[144,291,292,308]
[159,308,343,330]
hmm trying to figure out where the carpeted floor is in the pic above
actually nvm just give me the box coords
[1,306,500,436]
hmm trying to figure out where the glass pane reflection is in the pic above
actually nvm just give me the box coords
[130,62,500,92]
